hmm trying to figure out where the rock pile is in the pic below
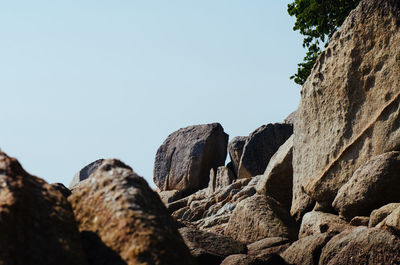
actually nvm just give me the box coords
[2,0,400,264]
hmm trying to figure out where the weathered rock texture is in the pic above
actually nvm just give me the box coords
[292,0,400,220]
[256,135,293,210]
[377,206,400,235]
[154,123,228,194]
[299,211,349,239]
[208,166,236,195]
[228,136,247,177]
[333,151,400,220]
[69,159,104,188]
[369,203,400,227]
[319,227,400,265]
[225,195,298,244]
[221,254,288,265]
[238,123,293,179]
[0,152,87,265]
[69,159,196,265]
[179,227,246,265]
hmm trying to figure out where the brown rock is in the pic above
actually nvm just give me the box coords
[69,159,196,265]
[349,216,370,226]
[369,203,400,227]
[179,227,246,265]
[228,136,247,177]
[292,0,400,220]
[283,110,297,124]
[256,135,293,210]
[154,123,228,194]
[225,195,298,244]
[221,254,288,265]
[247,237,290,256]
[51,182,72,198]
[69,159,104,188]
[376,206,400,235]
[0,151,87,265]
[319,227,400,265]
[333,152,400,220]
[158,189,183,204]
[281,233,334,265]
[208,166,236,195]
[299,211,349,238]
[238,123,293,179]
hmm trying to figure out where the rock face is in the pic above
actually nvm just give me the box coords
[256,135,293,210]
[0,152,87,265]
[225,195,298,244]
[238,123,293,179]
[179,227,246,265]
[333,152,400,220]
[69,159,104,188]
[292,0,400,219]
[319,227,400,265]
[69,159,196,265]
[228,136,247,177]
[299,211,349,239]
[208,166,236,195]
[154,123,228,194]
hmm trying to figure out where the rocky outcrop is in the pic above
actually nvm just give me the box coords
[292,0,400,219]
[369,203,400,227]
[69,159,196,265]
[299,211,349,238]
[333,152,400,220]
[256,135,293,209]
[281,233,334,265]
[208,166,236,195]
[0,152,87,265]
[228,136,247,177]
[319,227,400,265]
[69,159,104,188]
[225,195,298,244]
[179,227,246,265]
[154,123,228,194]
[238,123,293,179]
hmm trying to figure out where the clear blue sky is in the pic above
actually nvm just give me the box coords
[1,1,304,188]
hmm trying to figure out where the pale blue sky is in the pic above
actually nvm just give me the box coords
[1,1,303,187]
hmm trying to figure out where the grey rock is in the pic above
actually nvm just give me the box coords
[69,159,104,188]
[228,136,247,177]
[208,166,236,195]
[154,123,228,194]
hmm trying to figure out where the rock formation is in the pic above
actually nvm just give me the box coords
[154,123,228,194]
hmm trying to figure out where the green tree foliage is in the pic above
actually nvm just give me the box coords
[288,0,360,85]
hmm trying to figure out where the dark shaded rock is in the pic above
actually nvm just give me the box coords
[238,123,293,179]
[225,195,298,244]
[319,227,400,265]
[369,203,400,227]
[349,216,369,226]
[51,182,72,198]
[333,152,400,220]
[281,233,334,265]
[154,123,228,194]
[256,135,293,210]
[208,166,236,195]
[179,227,246,265]
[157,189,183,205]
[69,159,196,265]
[221,254,288,265]
[228,136,247,177]
[247,237,290,256]
[69,159,104,188]
[293,0,400,220]
[0,151,87,265]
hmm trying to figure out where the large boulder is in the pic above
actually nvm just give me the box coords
[154,123,228,194]
[69,159,104,188]
[179,227,246,265]
[228,136,247,177]
[292,0,400,220]
[319,227,400,265]
[256,135,293,210]
[238,123,293,179]
[225,195,298,244]
[69,159,196,265]
[0,151,87,265]
[333,152,400,220]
